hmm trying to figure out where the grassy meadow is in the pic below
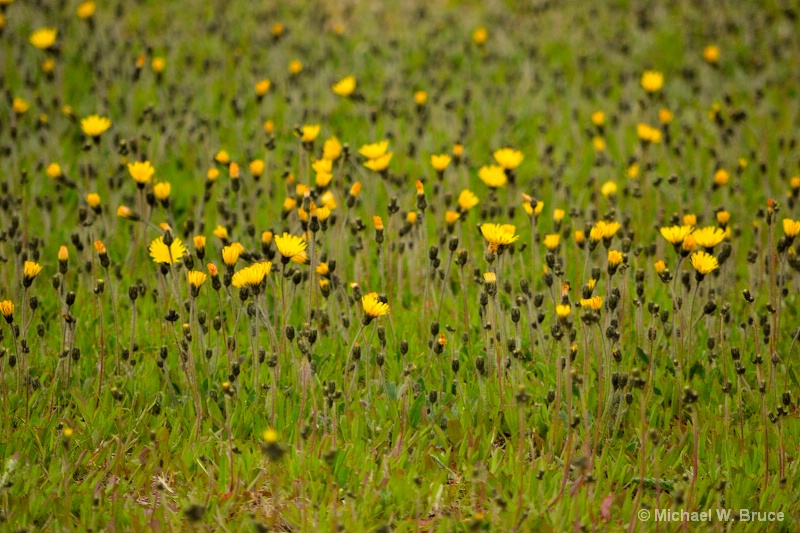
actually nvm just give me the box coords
[1,0,800,530]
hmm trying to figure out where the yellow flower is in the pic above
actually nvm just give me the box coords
[46,163,63,179]
[691,251,718,275]
[213,225,228,240]
[693,226,726,249]
[543,234,560,251]
[445,211,460,225]
[703,45,720,64]
[315,171,333,188]
[713,169,730,186]
[263,120,275,134]
[312,158,333,174]
[637,123,662,144]
[363,153,393,172]
[221,244,242,267]
[783,218,800,238]
[493,148,523,170]
[229,162,240,179]
[641,70,664,93]
[359,141,389,160]
[319,191,337,210]
[682,214,697,226]
[30,28,57,50]
[483,272,496,284]
[316,262,330,277]
[654,260,666,274]
[362,292,390,318]
[658,108,674,124]
[12,97,29,115]
[627,162,640,179]
[255,79,271,96]
[574,230,585,245]
[116,205,137,220]
[580,297,603,311]
[283,197,297,212]
[0,300,14,322]
[407,212,418,224]
[86,193,101,208]
[151,57,165,73]
[592,136,606,152]
[373,216,384,230]
[453,144,464,158]
[431,154,452,172]
[299,125,320,143]
[274,233,307,259]
[289,59,303,75]
[591,111,605,127]
[607,250,623,266]
[660,225,693,245]
[458,190,479,211]
[480,224,519,248]
[187,271,208,289]
[413,91,428,106]
[323,137,342,160]
[81,115,111,138]
[207,168,220,181]
[472,27,488,45]
[23,261,43,284]
[682,235,697,253]
[250,159,265,177]
[598,221,620,240]
[716,211,731,226]
[232,262,272,288]
[149,237,187,265]
[332,75,356,97]
[128,160,155,184]
[193,235,206,251]
[272,23,284,37]
[42,58,55,73]
[553,209,565,222]
[601,181,617,197]
[76,1,96,19]
[478,165,507,188]
[154,182,171,201]
[556,304,571,318]
[215,150,230,164]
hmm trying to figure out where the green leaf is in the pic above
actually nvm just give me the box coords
[636,347,649,365]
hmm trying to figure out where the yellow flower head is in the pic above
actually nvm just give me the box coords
[654,260,666,274]
[207,168,220,181]
[472,27,488,45]
[703,45,720,64]
[693,226,726,249]
[316,262,330,277]
[232,262,272,288]
[480,223,520,248]
[373,216,384,230]
[153,182,171,201]
[493,148,523,170]
[86,193,101,208]
[580,296,603,311]
[323,137,342,161]
[0,300,14,321]
[320,191,337,210]
[299,124,321,143]
[363,153,393,172]
[255,79,271,96]
[58,245,68,262]
[151,57,165,73]
[478,165,507,188]
[458,190,479,211]
[431,154,452,172]
[349,182,362,197]
[682,234,697,253]
[543,234,560,251]
[149,237,187,265]
[128,160,155,184]
[77,1,96,19]
[607,250,623,266]
[591,111,605,127]
[116,205,137,220]
[414,91,428,105]
[12,97,29,115]
[641,70,664,93]
[213,225,228,240]
[783,218,800,238]
[637,123,662,144]
[30,28,57,50]
[312,158,333,174]
[289,59,303,75]
[229,162,240,179]
[187,271,208,289]
[315,171,333,188]
[445,211,460,225]
[250,159,265,177]
[46,163,63,179]
[556,304,571,318]
[274,233,307,259]
[81,115,111,138]
[214,150,230,164]
[362,292,390,318]
[193,235,206,251]
[691,251,718,275]
[221,244,242,267]
[407,211,418,224]
[483,272,496,284]
[658,108,674,124]
[660,225,693,246]
[359,141,389,160]
[553,209,565,223]
[682,214,697,227]
[592,136,606,152]
[574,230,585,245]
[332,75,356,97]
[713,169,730,186]
[24,261,43,282]
[601,181,617,197]
[716,210,731,226]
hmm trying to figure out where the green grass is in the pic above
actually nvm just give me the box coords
[0,0,799,531]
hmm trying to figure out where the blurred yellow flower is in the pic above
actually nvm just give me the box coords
[332,75,356,97]
[478,165,507,188]
[493,148,523,170]
[149,237,187,264]
[362,292,390,318]
[703,45,720,64]
[128,161,155,184]
[458,190,479,211]
[359,141,389,159]
[641,70,664,93]
[30,28,57,50]
[691,251,718,275]
[81,115,111,138]
[431,154,452,172]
